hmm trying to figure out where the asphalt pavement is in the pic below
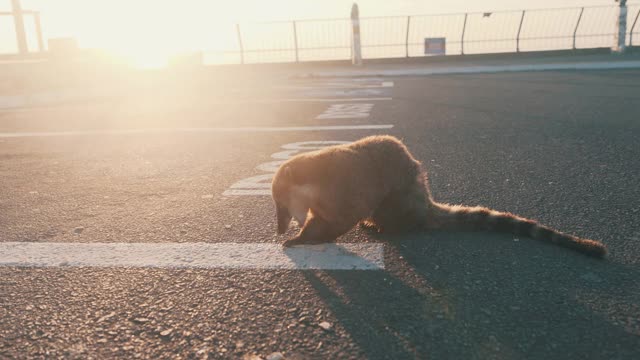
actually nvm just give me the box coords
[1,68,639,359]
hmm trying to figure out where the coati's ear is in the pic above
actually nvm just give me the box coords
[276,203,292,234]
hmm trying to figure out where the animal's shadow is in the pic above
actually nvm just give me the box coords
[286,230,640,359]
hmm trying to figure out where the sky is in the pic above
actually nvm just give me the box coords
[0,0,633,66]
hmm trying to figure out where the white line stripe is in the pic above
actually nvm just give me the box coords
[277,82,394,90]
[0,97,394,112]
[304,60,640,78]
[223,189,272,196]
[316,114,370,119]
[0,242,385,270]
[0,125,394,138]
[255,97,392,102]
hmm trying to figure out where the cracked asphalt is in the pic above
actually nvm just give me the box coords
[1,68,639,359]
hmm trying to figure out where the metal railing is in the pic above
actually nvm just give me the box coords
[0,9,44,54]
[207,4,640,65]
[2,3,640,64]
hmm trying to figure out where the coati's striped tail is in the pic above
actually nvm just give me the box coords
[429,203,607,258]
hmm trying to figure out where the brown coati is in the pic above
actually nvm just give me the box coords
[271,135,606,258]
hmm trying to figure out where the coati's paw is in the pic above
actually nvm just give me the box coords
[283,236,306,247]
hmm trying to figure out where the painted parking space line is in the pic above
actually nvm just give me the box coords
[0,78,394,111]
[0,97,393,112]
[276,77,394,103]
[256,97,392,103]
[222,189,272,196]
[302,60,640,78]
[278,82,394,90]
[0,242,385,270]
[0,125,394,138]
[316,103,375,119]
[223,141,352,196]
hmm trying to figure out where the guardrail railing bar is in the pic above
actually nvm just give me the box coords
[573,7,585,50]
[461,13,468,55]
[516,10,526,53]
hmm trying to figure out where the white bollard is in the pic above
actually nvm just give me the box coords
[11,0,28,55]
[613,0,628,53]
[351,3,363,66]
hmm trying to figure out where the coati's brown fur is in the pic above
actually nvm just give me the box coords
[271,135,607,258]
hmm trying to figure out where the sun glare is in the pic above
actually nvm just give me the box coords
[34,0,251,68]
[83,1,211,69]
[19,0,617,68]
[24,0,378,68]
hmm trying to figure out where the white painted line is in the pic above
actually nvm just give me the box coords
[278,81,393,89]
[304,60,640,78]
[0,125,394,138]
[0,88,116,111]
[229,174,273,189]
[316,103,375,120]
[256,160,287,172]
[316,114,369,119]
[277,79,394,90]
[0,97,394,112]
[256,97,392,103]
[0,242,385,270]
[222,189,272,196]
[223,140,352,196]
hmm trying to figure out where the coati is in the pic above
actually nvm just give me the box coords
[271,135,606,258]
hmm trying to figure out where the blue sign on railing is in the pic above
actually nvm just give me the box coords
[424,37,446,55]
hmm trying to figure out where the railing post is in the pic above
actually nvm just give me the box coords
[351,3,362,66]
[292,21,299,63]
[461,13,468,55]
[573,7,584,51]
[630,8,640,48]
[236,23,244,64]
[33,12,44,52]
[405,16,411,58]
[516,10,526,53]
[613,0,628,53]
[11,0,28,54]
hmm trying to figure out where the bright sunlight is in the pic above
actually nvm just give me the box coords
[21,0,259,68]
[12,0,620,68]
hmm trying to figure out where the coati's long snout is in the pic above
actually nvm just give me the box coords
[271,135,607,258]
